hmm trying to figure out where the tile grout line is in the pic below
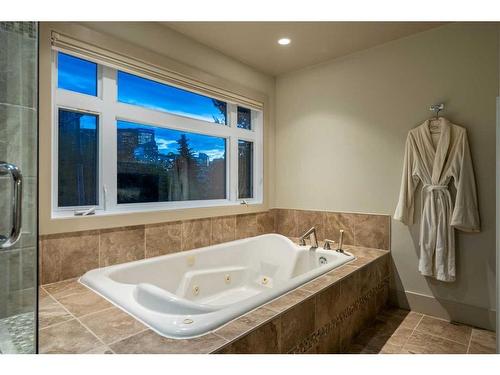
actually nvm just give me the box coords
[38,294,74,330]
[399,314,425,353]
[41,290,109,353]
[415,314,473,346]
[466,328,474,354]
[45,284,155,353]
[105,327,150,349]
[412,328,471,347]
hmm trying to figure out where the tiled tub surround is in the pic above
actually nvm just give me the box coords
[40,211,276,285]
[39,209,390,285]
[39,243,390,354]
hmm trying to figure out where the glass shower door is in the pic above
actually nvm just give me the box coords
[0,22,38,354]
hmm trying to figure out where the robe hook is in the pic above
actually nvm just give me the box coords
[429,103,444,119]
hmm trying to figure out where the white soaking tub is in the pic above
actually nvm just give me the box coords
[80,233,355,339]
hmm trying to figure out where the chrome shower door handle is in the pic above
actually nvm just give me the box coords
[0,162,23,249]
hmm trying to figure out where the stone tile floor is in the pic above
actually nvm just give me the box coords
[347,307,497,354]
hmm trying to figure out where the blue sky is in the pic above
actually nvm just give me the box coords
[58,53,97,96]
[58,52,227,161]
[117,71,226,124]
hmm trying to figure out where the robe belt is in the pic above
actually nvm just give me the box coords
[422,184,448,193]
[420,184,452,222]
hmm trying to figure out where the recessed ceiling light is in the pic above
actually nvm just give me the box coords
[278,38,291,46]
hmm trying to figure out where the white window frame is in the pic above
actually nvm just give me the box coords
[51,50,263,217]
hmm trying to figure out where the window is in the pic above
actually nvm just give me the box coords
[52,51,263,215]
[57,109,99,207]
[237,106,251,130]
[117,121,226,203]
[57,52,97,96]
[238,140,253,199]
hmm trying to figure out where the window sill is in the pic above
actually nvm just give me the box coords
[51,199,263,220]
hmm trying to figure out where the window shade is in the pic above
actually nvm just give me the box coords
[51,31,264,111]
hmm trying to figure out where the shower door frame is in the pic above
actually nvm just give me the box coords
[0,21,39,354]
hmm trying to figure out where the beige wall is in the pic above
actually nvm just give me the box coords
[275,23,498,329]
[39,22,276,234]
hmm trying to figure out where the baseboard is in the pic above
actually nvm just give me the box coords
[389,289,496,331]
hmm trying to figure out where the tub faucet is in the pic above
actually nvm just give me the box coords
[323,239,336,250]
[299,227,318,249]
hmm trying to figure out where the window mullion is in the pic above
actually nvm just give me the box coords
[228,103,238,202]
[101,66,118,211]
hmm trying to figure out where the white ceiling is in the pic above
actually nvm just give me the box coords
[163,22,445,76]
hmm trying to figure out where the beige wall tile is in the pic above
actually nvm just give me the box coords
[39,238,61,284]
[280,297,316,352]
[276,209,298,237]
[218,318,282,354]
[358,261,377,295]
[353,214,390,250]
[325,212,355,245]
[100,226,145,267]
[339,271,362,313]
[297,210,326,240]
[235,213,258,239]
[145,221,182,258]
[256,211,275,234]
[182,218,211,250]
[40,231,99,284]
[314,281,342,329]
[317,324,341,353]
[211,216,236,245]
[339,310,361,351]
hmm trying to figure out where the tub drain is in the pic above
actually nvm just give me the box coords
[183,318,194,324]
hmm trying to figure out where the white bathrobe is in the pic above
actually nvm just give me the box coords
[394,117,480,282]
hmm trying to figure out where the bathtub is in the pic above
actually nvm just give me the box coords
[80,233,355,339]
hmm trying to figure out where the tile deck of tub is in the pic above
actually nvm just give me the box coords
[39,241,389,354]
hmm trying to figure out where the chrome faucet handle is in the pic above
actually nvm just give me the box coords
[299,227,318,249]
[323,239,335,250]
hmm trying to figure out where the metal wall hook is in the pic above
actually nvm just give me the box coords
[429,103,444,118]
